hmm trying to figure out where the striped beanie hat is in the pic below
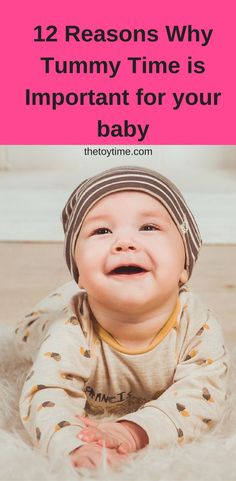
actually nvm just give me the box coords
[62,165,202,283]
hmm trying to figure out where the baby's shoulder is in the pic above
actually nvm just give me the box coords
[14,282,92,354]
[178,285,220,339]
[35,281,80,312]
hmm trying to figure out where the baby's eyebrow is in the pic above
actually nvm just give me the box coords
[139,210,171,223]
[83,214,111,225]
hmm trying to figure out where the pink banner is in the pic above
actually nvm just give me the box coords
[0,0,235,144]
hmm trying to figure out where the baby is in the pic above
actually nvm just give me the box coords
[16,165,229,469]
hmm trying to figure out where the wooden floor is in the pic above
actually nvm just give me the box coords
[1,243,236,346]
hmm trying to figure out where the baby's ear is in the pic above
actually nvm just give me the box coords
[78,279,84,289]
[179,269,188,285]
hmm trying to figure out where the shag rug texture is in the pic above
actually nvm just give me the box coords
[0,325,235,481]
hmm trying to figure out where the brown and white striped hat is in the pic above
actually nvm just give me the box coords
[62,165,202,282]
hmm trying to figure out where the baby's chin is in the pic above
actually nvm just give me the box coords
[100,290,162,314]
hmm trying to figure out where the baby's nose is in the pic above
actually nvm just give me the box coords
[112,239,138,252]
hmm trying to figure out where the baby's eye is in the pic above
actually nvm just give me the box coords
[92,227,111,235]
[140,224,159,231]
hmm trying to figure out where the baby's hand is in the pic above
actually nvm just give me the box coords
[70,443,127,469]
[76,416,148,454]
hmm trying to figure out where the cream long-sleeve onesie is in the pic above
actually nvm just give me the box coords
[15,283,229,458]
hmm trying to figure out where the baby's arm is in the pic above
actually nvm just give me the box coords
[78,308,229,451]
[117,309,229,448]
[19,315,92,457]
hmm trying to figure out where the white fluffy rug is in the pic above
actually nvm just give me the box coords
[0,325,235,481]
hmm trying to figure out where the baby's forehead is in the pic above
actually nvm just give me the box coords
[83,190,172,223]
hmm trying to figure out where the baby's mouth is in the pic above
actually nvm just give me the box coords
[109,265,148,276]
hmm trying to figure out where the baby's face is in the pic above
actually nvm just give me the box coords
[75,191,187,313]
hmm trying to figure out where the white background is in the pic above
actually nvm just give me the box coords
[0,145,235,243]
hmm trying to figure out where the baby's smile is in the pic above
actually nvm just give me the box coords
[107,263,149,278]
